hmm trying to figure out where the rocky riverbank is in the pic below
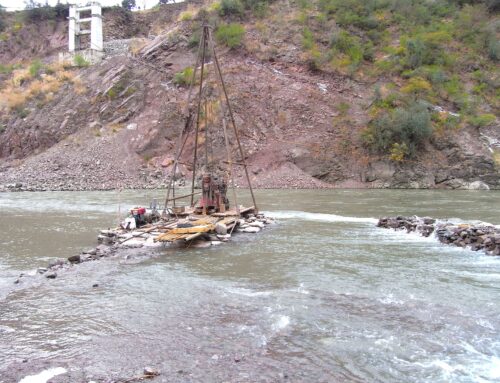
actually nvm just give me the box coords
[377,216,500,256]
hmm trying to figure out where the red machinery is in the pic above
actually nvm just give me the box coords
[196,173,229,214]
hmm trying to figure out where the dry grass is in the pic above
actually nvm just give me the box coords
[178,5,200,22]
[130,38,149,55]
[72,77,87,95]
[0,61,83,113]
[493,150,500,167]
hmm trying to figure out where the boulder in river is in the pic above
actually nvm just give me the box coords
[68,254,81,264]
[215,222,228,235]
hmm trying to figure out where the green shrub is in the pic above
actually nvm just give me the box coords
[405,38,427,69]
[389,142,410,162]
[219,0,244,17]
[16,107,30,118]
[0,8,5,33]
[302,27,314,50]
[242,0,269,17]
[29,59,43,78]
[363,101,432,158]
[23,1,68,22]
[0,64,15,74]
[329,30,366,70]
[173,66,194,86]
[107,79,127,99]
[215,23,245,49]
[486,0,500,12]
[188,32,200,49]
[297,0,311,9]
[74,54,90,68]
[487,37,500,61]
[336,101,350,116]
[468,113,496,128]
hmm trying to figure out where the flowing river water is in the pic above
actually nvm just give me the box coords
[0,189,499,382]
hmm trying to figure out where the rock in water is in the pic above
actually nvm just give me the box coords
[215,222,228,235]
[468,181,490,190]
[68,254,81,264]
[249,221,265,228]
[243,227,260,233]
[46,272,57,279]
[83,248,97,256]
[143,367,159,376]
[48,259,65,268]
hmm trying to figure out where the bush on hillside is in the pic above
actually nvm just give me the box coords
[0,6,6,32]
[28,59,43,78]
[74,54,89,68]
[173,67,194,86]
[468,113,496,128]
[362,101,432,158]
[215,23,245,49]
[219,0,244,17]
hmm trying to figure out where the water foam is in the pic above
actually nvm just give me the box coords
[226,287,273,297]
[272,315,290,331]
[264,210,378,224]
[19,367,67,383]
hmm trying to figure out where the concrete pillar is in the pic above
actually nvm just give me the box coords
[68,5,76,52]
[90,2,103,52]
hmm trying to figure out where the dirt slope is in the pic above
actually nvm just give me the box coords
[0,1,498,191]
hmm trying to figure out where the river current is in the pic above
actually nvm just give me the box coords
[0,189,499,382]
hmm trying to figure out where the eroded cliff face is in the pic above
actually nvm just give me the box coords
[0,2,498,191]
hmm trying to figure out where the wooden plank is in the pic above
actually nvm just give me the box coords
[170,224,214,234]
[185,232,204,242]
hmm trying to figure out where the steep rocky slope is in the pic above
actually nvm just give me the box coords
[0,0,498,191]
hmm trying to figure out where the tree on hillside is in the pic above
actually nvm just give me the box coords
[121,0,136,11]
[0,6,5,32]
[24,1,56,21]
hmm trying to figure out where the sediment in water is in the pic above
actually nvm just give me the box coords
[377,216,500,256]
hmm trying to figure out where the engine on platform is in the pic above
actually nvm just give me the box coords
[195,173,229,214]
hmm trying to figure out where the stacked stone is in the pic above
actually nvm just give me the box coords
[377,216,500,256]
[103,39,132,55]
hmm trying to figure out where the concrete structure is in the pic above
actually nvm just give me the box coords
[68,2,103,52]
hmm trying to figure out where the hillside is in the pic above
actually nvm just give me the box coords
[0,0,498,191]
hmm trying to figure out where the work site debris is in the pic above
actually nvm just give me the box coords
[377,216,500,255]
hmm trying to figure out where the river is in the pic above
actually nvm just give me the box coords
[0,189,499,382]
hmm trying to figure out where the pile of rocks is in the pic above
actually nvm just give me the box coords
[15,245,116,283]
[377,216,500,256]
[97,213,275,249]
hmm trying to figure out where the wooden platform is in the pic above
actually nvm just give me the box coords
[153,206,254,243]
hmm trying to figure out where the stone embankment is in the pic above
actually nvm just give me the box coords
[377,216,500,256]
